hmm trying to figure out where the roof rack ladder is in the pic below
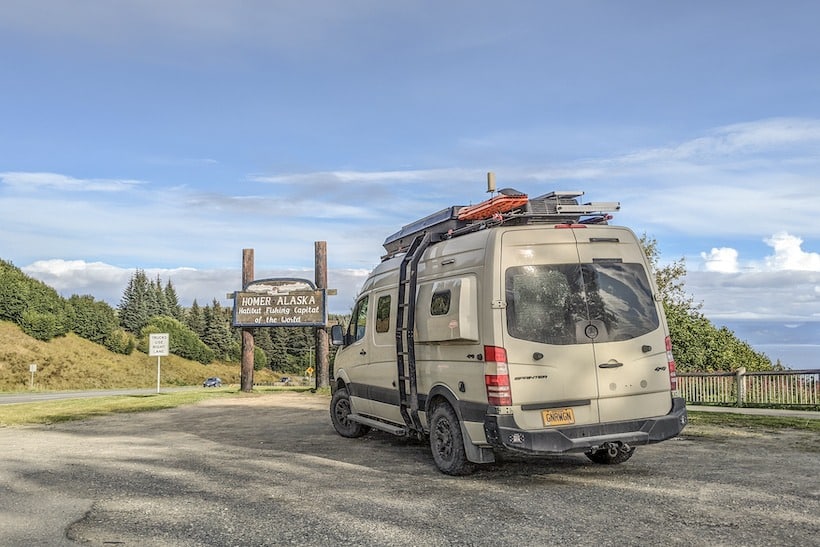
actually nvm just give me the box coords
[395,232,430,434]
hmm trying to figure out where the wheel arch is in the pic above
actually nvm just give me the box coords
[425,384,495,465]
[331,370,351,394]
[425,384,462,423]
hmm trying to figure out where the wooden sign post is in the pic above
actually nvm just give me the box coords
[234,243,332,392]
[240,249,255,392]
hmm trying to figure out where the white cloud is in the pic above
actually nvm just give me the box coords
[687,270,820,323]
[701,247,739,273]
[0,172,142,192]
[764,232,820,271]
[249,167,480,186]
[21,259,369,314]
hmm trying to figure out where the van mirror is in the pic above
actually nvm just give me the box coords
[330,324,345,346]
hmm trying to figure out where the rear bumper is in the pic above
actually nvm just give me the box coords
[484,397,688,454]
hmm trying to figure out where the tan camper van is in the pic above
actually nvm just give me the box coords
[330,188,687,475]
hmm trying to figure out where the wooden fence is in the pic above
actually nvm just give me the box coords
[678,368,820,407]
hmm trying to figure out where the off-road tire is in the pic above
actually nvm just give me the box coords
[330,387,370,438]
[429,403,475,476]
[585,445,636,465]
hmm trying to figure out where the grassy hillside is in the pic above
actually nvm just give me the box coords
[0,321,278,392]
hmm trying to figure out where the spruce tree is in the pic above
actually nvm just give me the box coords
[118,270,151,334]
[164,279,184,321]
[147,275,166,317]
[202,299,236,360]
[253,328,275,369]
[185,299,205,337]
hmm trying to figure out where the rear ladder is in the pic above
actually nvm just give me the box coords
[395,232,431,433]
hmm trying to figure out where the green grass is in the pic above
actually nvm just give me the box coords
[0,386,315,426]
[688,410,820,432]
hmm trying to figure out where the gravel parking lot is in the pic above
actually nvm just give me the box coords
[1,392,818,546]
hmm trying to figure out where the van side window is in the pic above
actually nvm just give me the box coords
[348,296,369,342]
[375,295,391,333]
[430,290,451,316]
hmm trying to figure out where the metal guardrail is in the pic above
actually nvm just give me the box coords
[678,368,820,407]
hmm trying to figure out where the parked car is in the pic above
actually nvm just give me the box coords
[203,377,222,388]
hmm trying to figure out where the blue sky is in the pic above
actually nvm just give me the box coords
[1,1,819,369]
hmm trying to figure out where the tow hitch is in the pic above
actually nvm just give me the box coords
[586,442,635,464]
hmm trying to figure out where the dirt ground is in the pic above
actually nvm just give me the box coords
[1,392,818,546]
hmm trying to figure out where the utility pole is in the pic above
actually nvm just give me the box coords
[241,248,255,392]
[315,241,330,389]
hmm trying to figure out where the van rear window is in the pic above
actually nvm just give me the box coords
[505,263,659,345]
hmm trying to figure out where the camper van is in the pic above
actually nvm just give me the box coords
[329,187,687,475]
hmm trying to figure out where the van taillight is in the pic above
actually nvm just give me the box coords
[484,345,512,406]
[666,336,678,390]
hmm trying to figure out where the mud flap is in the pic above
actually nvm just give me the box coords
[462,422,495,464]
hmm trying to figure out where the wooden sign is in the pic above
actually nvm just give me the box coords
[231,278,327,327]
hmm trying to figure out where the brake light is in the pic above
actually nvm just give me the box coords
[484,345,512,406]
[666,336,678,390]
[554,224,587,229]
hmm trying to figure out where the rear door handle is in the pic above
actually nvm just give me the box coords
[599,361,623,369]
[360,350,367,355]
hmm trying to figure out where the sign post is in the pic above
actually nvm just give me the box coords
[29,363,36,390]
[149,333,170,394]
[229,244,334,392]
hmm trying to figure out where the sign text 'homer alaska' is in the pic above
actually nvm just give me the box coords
[233,290,326,327]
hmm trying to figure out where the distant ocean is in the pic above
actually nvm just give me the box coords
[753,344,820,371]
[709,320,820,371]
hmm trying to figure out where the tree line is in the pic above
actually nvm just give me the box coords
[0,242,784,373]
[0,260,326,374]
[641,235,781,371]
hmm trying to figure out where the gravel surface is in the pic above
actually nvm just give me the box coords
[1,392,818,546]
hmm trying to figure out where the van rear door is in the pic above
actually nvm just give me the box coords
[573,226,672,422]
[500,227,601,429]
[500,226,671,430]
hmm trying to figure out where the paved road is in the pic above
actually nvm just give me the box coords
[0,387,198,405]
[1,392,818,546]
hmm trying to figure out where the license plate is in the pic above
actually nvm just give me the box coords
[541,407,575,426]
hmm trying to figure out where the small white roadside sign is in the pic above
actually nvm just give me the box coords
[149,333,170,393]
[149,333,170,356]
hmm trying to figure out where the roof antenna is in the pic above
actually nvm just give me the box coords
[487,171,496,195]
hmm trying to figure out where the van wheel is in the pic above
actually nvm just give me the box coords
[585,443,635,464]
[429,403,475,476]
[330,388,369,438]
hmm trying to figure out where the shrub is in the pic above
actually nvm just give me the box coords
[140,316,214,364]
[20,310,66,341]
[104,328,136,355]
[254,347,268,370]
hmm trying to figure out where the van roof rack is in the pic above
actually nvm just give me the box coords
[382,189,620,258]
